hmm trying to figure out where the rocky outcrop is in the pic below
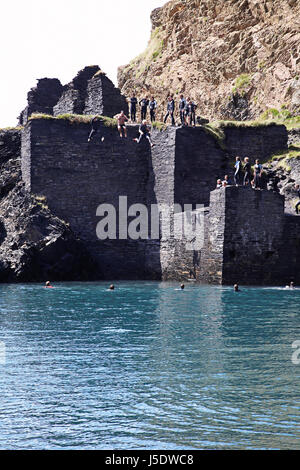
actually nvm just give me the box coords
[0,129,97,282]
[18,78,63,125]
[53,66,128,117]
[118,0,300,121]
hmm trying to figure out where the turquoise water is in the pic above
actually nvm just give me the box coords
[0,282,300,450]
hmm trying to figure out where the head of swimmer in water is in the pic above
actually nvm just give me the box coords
[109,284,115,290]
[181,284,185,290]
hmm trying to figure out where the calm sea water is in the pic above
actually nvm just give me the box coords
[0,281,300,450]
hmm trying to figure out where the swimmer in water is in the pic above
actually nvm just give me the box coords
[286,281,295,289]
[45,281,54,288]
[234,284,240,292]
[181,284,185,290]
[109,284,115,290]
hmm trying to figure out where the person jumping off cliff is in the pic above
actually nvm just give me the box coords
[294,184,300,214]
[149,97,157,122]
[234,156,243,186]
[130,94,138,122]
[114,111,129,138]
[254,159,263,189]
[139,97,149,121]
[243,157,252,186]
[179,95,187,126]
[133,120,155,147]
[87,116,105,143]
[164,96,175,126]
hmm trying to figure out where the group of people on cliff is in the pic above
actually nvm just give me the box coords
[87,93,198,147]
[216,157,264,190]
[128,93,198,127]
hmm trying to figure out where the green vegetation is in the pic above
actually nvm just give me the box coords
[152,121,167,132]
[262,143,300,171]
[0,126,23,132]
[125,26,165,77]
[232,73,252,95]
[258,108,300,129]
[32,194,49,210]
[29,113,117,128]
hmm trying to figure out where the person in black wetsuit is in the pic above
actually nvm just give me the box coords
[234,156,243,186]
[164,96,175,125]
[179,94,187,125]
[130,94,138,122]
[243,157,252,186]
[254,159,263,189]
[149,97,157,122]
[295,184,300,214]
[186,99,197,127]
[139,97,149,121]
[133,120,155,147]
[87,116,105,143]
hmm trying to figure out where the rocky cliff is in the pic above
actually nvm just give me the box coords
[118,0,300,121]
[0,129,96,282]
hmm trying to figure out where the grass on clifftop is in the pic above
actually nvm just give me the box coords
[29,113,117,128]
[262,143,300,171]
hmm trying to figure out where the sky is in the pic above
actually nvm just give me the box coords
[0,0,165,128]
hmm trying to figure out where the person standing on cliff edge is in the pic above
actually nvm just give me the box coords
[129,94,138,122]
[234,157,243,186]
[114,111,129,138]
[179,94,187,125]
[243,157,252,186]
[149,97,157,122]
[139,96,149,121]
[164,96,175,126]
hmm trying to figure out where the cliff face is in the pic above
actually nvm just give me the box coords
[0,129,96,282]
[118,0,300,121]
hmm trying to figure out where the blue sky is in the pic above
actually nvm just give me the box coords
[0,0,165,127]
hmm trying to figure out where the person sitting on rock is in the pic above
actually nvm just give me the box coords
[294,184,300,214]
[243,157,252,186]
[114,111,129,138]
[254,159,263,189]
[222,174,232,186]
[129,94,138,122]
[186,99,197,127]
[164,95,175,126]
[234,156,243,186]
[139,96,149,121]
[216,179,222,189]
[133,120,155,147]
[149,97,157,122]
[87,116,105,143]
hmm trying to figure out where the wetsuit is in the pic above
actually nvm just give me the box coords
[254,163,262,188]
[130,97,138,122]
[136,123,153,145]
[179,97,186,125]
[243,161,252,186]
[187,102,197,126]
[149,100,157,122]
[88,117,102,142]
[234,160,243,185]
[164,99,175,125]
[139,98,149,121]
